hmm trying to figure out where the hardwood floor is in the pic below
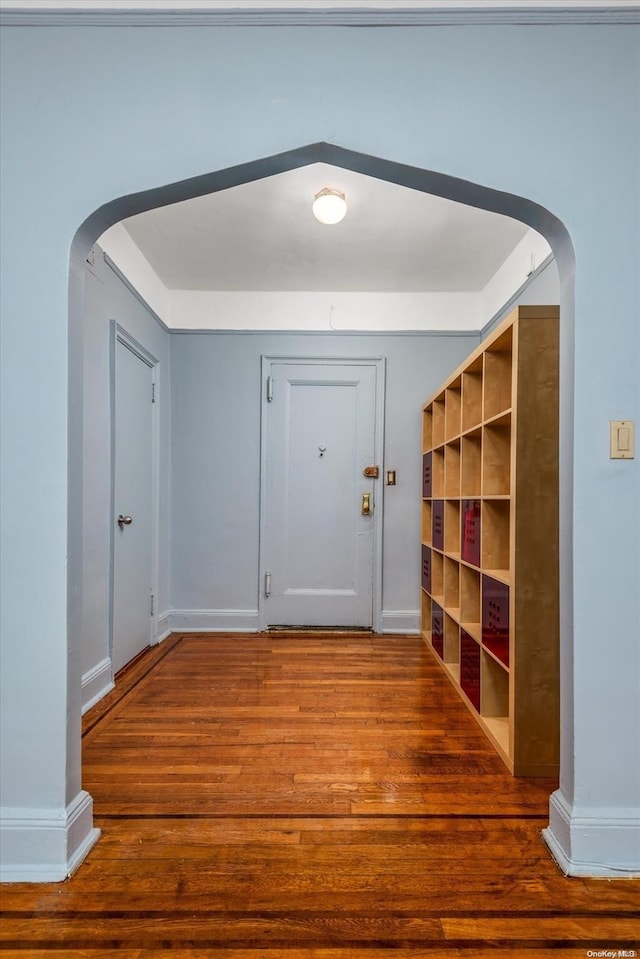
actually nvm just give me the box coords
[2,633,637,957]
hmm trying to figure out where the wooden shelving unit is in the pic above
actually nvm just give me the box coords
[420,305,560,776]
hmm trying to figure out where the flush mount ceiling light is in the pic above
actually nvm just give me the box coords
[312,188,347,225]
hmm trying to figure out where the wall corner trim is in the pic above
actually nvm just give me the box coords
[544,789,640,878]
[0,791,100,883]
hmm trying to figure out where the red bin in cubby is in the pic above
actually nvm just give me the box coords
[461,498,481,567]
[432,603,444,659]
[432,500,444,551]
[460,629,481,711]
[421,545,431,593]
[482,575,510,667]
[422,451,432,498]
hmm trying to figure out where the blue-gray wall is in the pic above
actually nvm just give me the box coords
[1,19,638,880]
[81,252,171,710]
[169,330,477,630]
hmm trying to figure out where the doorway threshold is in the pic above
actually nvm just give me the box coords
[267,625,374,634]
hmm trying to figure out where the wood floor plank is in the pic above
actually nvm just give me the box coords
[3,633,637,956]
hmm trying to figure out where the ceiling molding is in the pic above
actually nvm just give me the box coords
[2,3,639,26]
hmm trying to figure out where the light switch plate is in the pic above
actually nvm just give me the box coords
[610,420,635,459]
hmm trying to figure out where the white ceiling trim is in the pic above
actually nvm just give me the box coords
[98,222,553,332]
[2,1,639,25]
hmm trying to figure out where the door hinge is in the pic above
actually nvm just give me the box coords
[266,376,273,403]
[150,593,154,617]
[264,571,271,598]
[151,382,156,403]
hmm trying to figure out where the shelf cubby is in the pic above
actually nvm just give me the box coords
[422,406,433,452]
[481,651,509,717]
[444,441,461,497]
[482,575,510,668]
[460,629,481,711]
[481,649,510,760]
[483,326,513,420]
[421,590,432,643]
[461,498,481,567]
[432,602,444,659]
[432,499,445,552]
[432,393,446,448]
[431,550,444,601]
[444,556,460,615]
[460,564,481,638]
[432,448,445,498]
[444,499,461,557]
[481,499,510,576]
[483,417,511,496]
[444,614,460,670]
[460,431,482,496]
[421,544,432,593]
[445,378,462,441]
[461,357,483,432]
[420,305,560,777]
[422,451,432,498]
[421,500,432,545]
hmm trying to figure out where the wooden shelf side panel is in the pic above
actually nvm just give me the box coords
[512,311,560,775]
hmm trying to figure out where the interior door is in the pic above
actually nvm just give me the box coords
[262,361,379,628]
[112,334,154,674]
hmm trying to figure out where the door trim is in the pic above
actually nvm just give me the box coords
[109,322,160,672]
[258,355,386,633]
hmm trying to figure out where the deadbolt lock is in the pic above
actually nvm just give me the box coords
[363,466,379,478]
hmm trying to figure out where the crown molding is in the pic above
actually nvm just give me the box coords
[1,3,639,27]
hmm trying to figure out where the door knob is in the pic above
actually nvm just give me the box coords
[117,514,133,529]
[361,493,371,515]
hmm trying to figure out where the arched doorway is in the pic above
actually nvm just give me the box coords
[70,142,575,874]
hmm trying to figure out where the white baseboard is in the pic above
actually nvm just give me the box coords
[81,657,114,714]
[380,609,420,634]
[164,609,418,634]
[168,608,260,632]
[544,789,640,877]
[0,790,100,883]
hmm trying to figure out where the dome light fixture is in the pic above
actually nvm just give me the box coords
[312,188,347,225]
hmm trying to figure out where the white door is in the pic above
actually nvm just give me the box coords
[112,334,154,674]
[261,361,380,628]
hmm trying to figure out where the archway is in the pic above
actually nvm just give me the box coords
[70,142,575,871]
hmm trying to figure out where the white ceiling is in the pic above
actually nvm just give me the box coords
[121,163,530,294]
